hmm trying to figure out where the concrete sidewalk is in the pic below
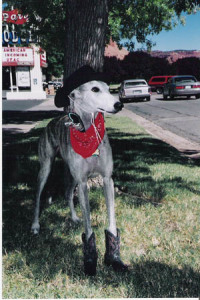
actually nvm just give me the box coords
[2,96,63,135]
[2,97,200,159]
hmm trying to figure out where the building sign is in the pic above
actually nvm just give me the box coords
[2,9,29,25]
[2,24,34,45]
[2,9,38,45]
[2,47,34,66]
[16,66,30,87]
[40,49,48,68]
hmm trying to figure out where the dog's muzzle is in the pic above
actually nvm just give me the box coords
[114,101,124,112]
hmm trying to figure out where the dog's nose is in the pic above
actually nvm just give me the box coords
[114,101,124,112]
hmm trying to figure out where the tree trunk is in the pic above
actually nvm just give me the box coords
[64,0,108,78]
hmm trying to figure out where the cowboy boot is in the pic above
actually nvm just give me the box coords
[104,229,128,272]
[82,232,98,276]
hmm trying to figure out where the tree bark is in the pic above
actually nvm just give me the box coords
[64,0,108,78]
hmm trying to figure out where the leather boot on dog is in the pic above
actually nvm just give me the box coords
[104,229,128,272]
[82,232,98,276]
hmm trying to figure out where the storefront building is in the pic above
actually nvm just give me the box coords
[2,9,47,100]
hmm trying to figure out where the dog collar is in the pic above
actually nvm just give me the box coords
[64,112,85,132]
[70,112,105,158]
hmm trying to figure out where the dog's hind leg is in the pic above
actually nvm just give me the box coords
[63,164,80,223]
[31,135,56,234]
[31,157,54,234]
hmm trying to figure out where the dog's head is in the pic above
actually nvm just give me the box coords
[69,81,123,114]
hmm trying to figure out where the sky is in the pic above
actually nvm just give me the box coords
[135,11,200,51]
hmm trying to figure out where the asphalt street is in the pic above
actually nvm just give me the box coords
[122,93,200,145]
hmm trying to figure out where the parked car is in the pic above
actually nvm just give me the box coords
[53,81,63,89]
[119,79,151,102]
[148,75,174,94]
[48,81,63,89]
[42,81,48,90]
[109,83,120,93]
[163,75,200,100]
[48,81,54,87]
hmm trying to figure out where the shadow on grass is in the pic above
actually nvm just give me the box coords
[3,111,200,297]
[97,260,200,297]
[3,110,62,124]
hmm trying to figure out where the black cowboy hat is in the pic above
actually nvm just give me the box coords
[54,65,111,108]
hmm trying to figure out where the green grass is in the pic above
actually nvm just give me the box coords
[3,114,200,298]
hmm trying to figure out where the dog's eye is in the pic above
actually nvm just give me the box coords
[91,87,100,93]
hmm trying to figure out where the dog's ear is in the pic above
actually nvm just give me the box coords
[70,89,81,100]
[54,88,70,108]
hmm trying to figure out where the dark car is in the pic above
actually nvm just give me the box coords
[163,75,200,100]
[148,75,174,94]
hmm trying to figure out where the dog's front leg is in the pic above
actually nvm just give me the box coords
[103,176,128,272]
[103,176,117,235]
[79,181,97,276]
[78,181,92,239]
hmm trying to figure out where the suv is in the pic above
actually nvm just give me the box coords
[148,76,174,94]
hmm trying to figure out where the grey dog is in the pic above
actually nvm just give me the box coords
[31,80,127,275]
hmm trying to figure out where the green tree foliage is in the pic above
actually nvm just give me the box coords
[5,0,200,76]
[172,57,200,79]
[104,53,200,83]
[107,0,200,49]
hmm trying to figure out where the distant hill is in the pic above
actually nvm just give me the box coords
[147,50,200,63]
[104,40,129,60]
[104,41,200,63]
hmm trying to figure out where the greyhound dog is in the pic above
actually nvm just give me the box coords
[31,78,127,275]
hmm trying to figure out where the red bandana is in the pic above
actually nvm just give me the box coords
[70,112,105,158]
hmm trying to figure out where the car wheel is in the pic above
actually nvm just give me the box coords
[146,96,150,101]
[156,87,163,94]
[195,94,200,99]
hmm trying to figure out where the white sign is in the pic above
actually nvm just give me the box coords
[2,47,34,66]
[16,66,30,87]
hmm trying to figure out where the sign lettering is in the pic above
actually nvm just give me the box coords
[2,47,34,66]
[2,9,29,25]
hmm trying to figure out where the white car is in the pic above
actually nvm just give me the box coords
[119,79,151,102]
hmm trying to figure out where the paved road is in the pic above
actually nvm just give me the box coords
[123,93,200,144]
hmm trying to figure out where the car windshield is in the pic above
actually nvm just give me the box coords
[125,81,146,87]
[151,77,166,82]
[174,77,197,83]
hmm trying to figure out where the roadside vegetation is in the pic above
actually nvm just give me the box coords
[3,114,200,298]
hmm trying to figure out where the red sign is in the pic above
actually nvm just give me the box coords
[40,49,48,68]
[2,9,29,25]
[2,47,34,66]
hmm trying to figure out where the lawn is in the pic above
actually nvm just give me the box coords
[2,113,200,298]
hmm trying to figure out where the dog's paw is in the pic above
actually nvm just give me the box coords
[31,222,40,234]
